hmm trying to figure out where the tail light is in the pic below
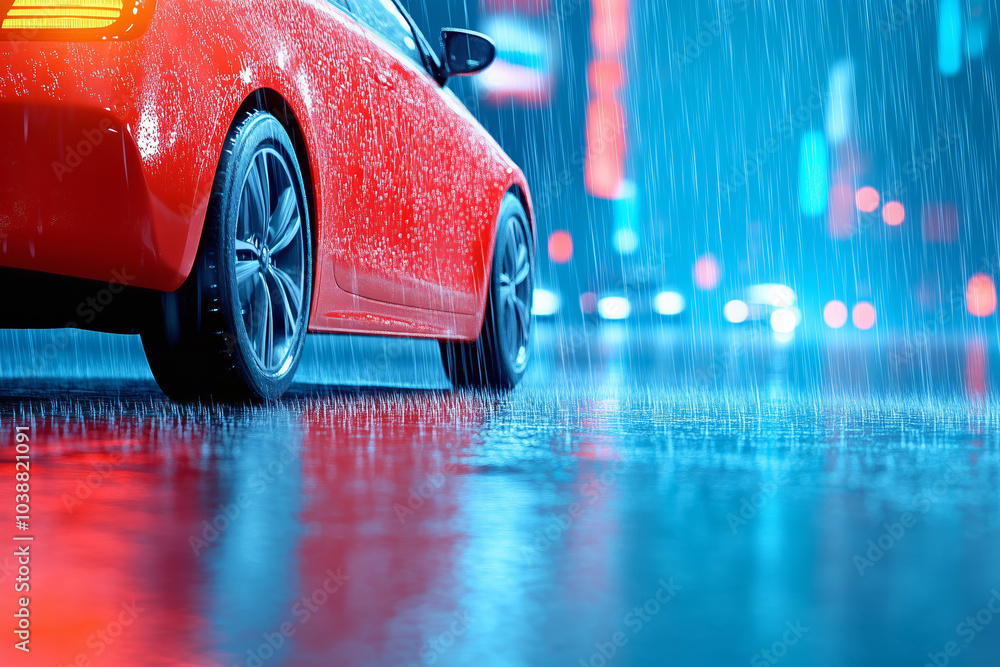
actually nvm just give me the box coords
[0,0,155,41]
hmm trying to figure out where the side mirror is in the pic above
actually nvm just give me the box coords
[440,28,496,77]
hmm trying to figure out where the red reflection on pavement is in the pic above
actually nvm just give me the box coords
[290,393,483,666]
[965,340,989,403]
[0,417,213,667]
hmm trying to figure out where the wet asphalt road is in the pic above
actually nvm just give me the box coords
[1,326,1000,667]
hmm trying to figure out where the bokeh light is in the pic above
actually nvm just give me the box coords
[967,274,997,318]
[771,309,798,334]
[882,201,905,226]
[799,132,829,217]
[694,254,721,290]
[532,289,561,317]
[829,182,856,239]
[597,296,631,320]
[724,300,749,324]
[852,302,877,330]
[588,59,624,93]
[823,300,849,329]
[653,291,686,316]
[938,0,963,76]
[548,230,574,264]
[855,187,880,213]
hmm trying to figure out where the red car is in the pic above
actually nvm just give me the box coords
[0,0,536,400]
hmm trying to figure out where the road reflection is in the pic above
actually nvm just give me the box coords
[0,341,999,665]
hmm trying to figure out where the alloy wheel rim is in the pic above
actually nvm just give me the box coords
[234,147,305,374]
[497,217,532,370]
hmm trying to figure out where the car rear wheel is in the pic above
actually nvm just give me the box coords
[141,111,312,402]
[440,194,533,390]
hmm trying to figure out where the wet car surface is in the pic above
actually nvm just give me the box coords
[2,327,1000,666]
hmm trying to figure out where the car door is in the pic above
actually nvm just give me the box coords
[334,0,473,313]
[399,67,498,316]
[308,0,388,325]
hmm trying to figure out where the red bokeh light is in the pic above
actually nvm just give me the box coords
[693,254,721,291]
[584,96,626,199]
[828,183,856,239]
[882,201,905,226]
[966,340,988,400]
[852,302,877,330]
[588,59,624,94]
[823,301,849,329]
[967,274,997,317]
[591,0,631,56]
[548,230,574,264]
[855,186,880,213]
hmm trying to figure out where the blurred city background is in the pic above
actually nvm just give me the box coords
[402,0,998,342]
[3,0,998,401]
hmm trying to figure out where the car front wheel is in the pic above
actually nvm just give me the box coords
[440,194,534,390]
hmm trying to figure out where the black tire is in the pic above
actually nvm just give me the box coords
[441,194,534,390]
[141,111,313,402]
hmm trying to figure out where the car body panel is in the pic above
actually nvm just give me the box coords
[330,23,511,318]
[0,0,534,342]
